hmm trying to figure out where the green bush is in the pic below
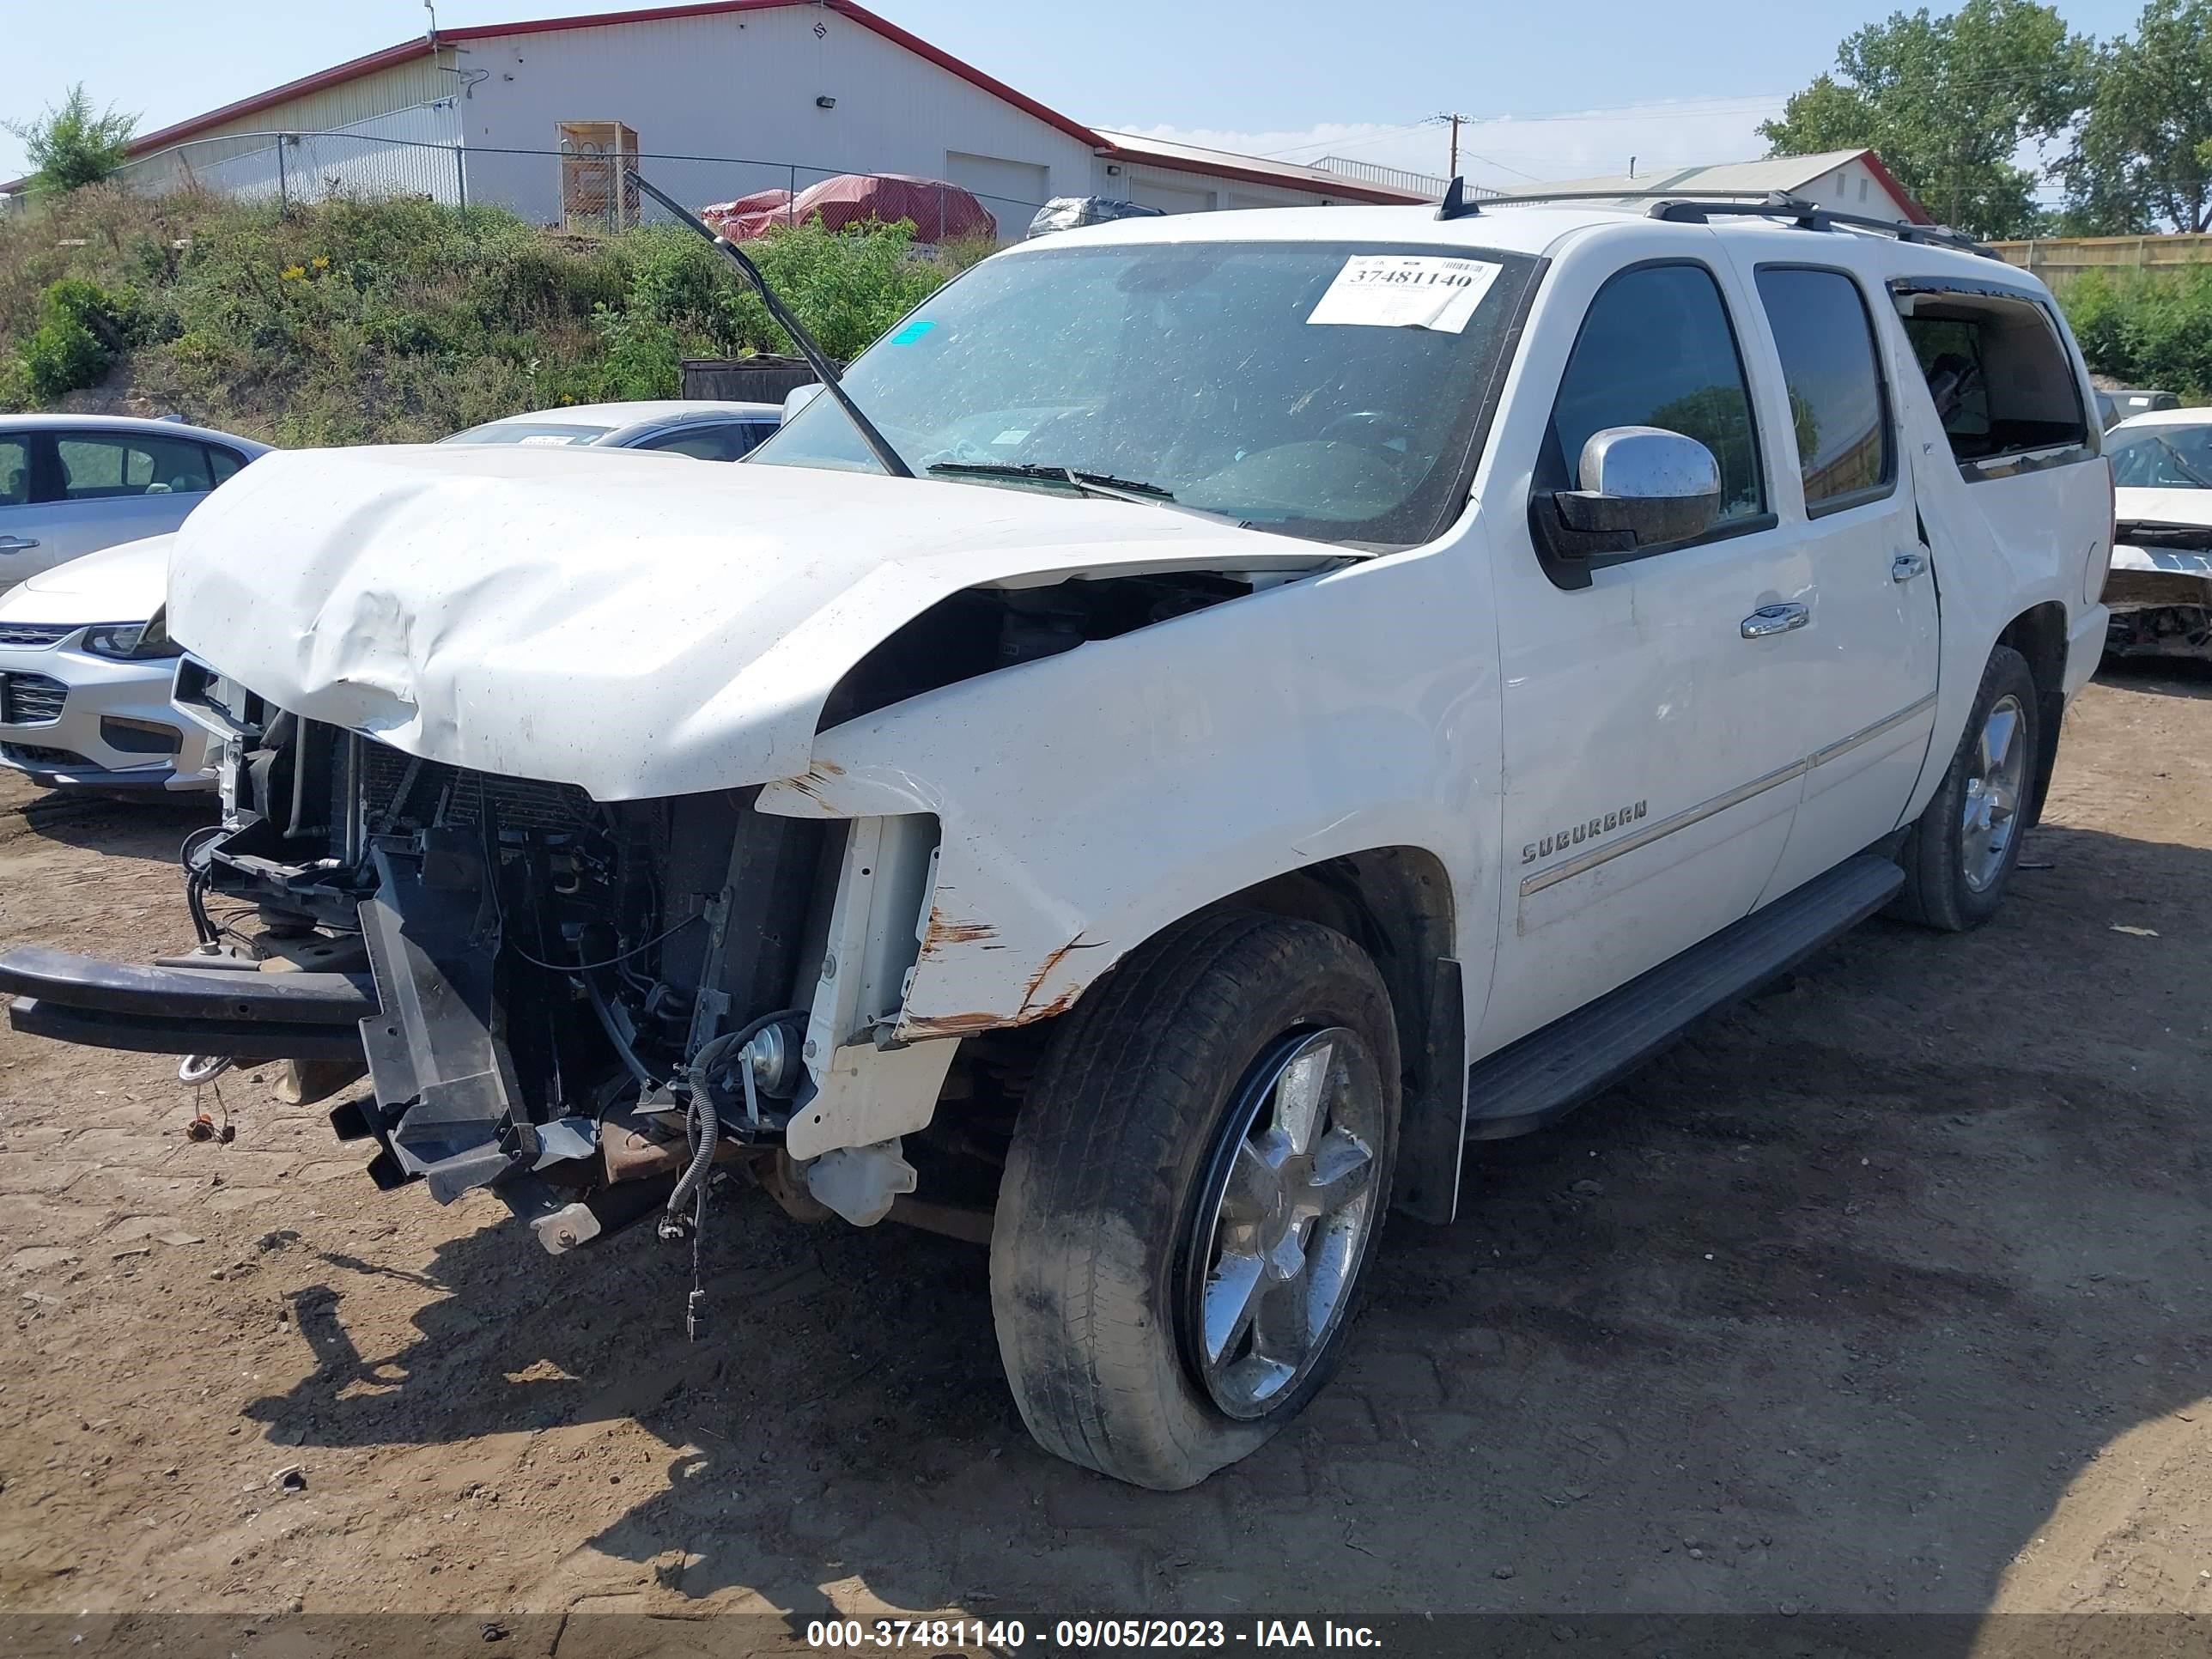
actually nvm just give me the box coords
[0,191,969,432]
[15,276,128,398]
[2059,265,2212,400]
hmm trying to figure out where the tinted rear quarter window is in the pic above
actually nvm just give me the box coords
[1754,267,1893,514]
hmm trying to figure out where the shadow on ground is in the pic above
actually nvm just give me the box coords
[222,819,2210,1630]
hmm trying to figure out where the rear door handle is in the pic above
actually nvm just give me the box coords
[0,536,39,553]
[1892,550,1929,582]
[1741,602,1809,639]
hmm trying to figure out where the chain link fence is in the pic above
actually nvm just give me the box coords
[109,128,1053,242]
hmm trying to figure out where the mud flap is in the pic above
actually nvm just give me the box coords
[356,830,532,1202]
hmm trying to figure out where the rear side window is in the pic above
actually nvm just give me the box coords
[0,438,27,507]
[56,433,216,499]
[634,422,772,462]
[1755,267,1893,514]
[208,446,246,485]
[1541,262,1766,527]
[1897,288,2087,469]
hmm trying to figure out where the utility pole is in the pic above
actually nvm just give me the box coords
[1434,112,1472,179]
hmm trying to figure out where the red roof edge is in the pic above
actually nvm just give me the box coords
[1100,141,1429,205]
[441,0,1103,146]
[1857,149,1932,227]
[119,37,438,159]
[817,1,1104,148]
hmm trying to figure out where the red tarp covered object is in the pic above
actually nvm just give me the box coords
[701,173,998,244]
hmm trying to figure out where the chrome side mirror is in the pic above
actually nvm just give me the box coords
[1554,425,1723,547]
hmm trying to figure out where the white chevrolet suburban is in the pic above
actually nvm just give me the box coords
[0,189,2112,1490]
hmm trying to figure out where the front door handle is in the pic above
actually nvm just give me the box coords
[0,536,39,553]
[1892,550,1929,582]
[1741,602,1810,639]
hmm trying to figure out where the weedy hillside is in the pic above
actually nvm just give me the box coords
[0,185,981,444]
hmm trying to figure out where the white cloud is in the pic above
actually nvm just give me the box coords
[1112,95,1791,191]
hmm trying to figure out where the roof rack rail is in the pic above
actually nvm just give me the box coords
[1644,191,1996,258]
[1434,178,1996,259]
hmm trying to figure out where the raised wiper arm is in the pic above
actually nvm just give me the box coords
[625,168,914,480]
[2149,434,2212,490]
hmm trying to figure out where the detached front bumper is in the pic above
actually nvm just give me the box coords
[0,945,374,1061]
[0,641,217,793]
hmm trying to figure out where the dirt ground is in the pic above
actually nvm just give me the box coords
[1,665,2209,1644]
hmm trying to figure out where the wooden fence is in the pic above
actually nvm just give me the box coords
[1987,234,2212,286]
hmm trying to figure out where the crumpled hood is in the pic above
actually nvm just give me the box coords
[169,445,1335,799]
[5,533,174,621]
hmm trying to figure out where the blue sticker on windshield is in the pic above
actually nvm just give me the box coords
[889,319,937,344]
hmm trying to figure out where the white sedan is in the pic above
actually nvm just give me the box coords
[0,400,789,795]
[2105,408,2212,660]
[0,533,212,794]
[0,413,270,596]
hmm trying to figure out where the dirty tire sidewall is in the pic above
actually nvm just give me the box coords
[1893,643,2040,933]
[990,910,1401,1491]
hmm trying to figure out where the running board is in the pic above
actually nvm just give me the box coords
[1464,854,1905,1141]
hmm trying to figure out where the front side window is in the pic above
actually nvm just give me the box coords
[750,240,1541,548]
[1755,267,1893,514]
[55,434,216,500]
[1539,262,1766,526]
[2108,422,2212,489]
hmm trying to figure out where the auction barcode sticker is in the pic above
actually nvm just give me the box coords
[1306,255,1504,332]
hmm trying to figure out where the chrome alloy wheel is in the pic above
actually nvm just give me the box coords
[1181,1026,1384,1420]
[1961,692,2029,893]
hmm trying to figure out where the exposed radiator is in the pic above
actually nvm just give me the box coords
[358,740,596,835]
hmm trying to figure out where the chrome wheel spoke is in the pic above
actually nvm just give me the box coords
[1979,705,2020,777]
[1220,1140,1279,1237]
[1250,1255,1311,1365]
[1304,1127,1375,1216]
[1201,1248,1267,1365]
[1272,1039,1333,1154]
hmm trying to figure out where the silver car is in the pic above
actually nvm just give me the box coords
[0,401,783,796]
[0,414,270,595]
[438,398,783,458]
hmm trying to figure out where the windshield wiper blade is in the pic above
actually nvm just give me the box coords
[928,463,1257,526]
[928,462,1176,501]
[626,168,914,480]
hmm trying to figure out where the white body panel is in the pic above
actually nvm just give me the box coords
[160,202,2110,1170]
[165,444,1340,803]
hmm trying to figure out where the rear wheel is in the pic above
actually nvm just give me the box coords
[1892,644,2039,932]
[990,910,1399,1490]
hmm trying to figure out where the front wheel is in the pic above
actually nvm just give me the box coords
[1892,644,2040,932]
[990,911,1400,1490]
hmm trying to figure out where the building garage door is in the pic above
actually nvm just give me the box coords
[1127,175,1215,216]
[945,153,1051,239]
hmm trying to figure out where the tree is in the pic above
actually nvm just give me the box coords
[1761,0,2093,240]
[2061,0,2212,233]
[4,85,138,198]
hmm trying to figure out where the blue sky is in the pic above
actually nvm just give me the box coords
[3,0,2155,189]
